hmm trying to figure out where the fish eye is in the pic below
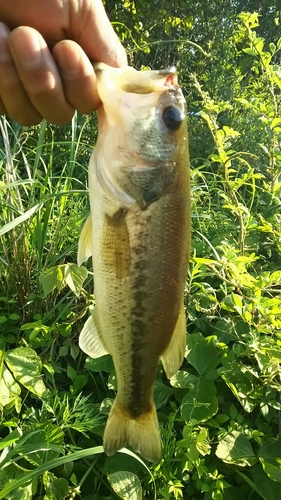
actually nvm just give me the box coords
[162,105,184,131]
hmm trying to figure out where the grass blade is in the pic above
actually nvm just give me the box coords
[0,446,104,498]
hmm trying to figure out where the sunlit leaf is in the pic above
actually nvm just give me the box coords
[171,372,218,422]
[108,471,142,500]
[221,362,258,412]
[4,347,47,397]
[259,438,281,482]
[39,267,63,297]
[0,364,21,406]
[185,333,225,375]
[216,430,257,466]
[45,476,69,500]
[64,264,87,296]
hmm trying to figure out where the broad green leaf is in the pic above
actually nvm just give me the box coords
[67,365,77,382]
[231,293,243,314]
[39,266,63,296]
[107,471,142,500]
[40,264,87,297]
[216,430,257,466]
[70,345,80,360]
[258,438,281,482]
[235,470,267,499]
[250,464,281,500]
[45,477,69,500]
[4,347,47,397]
[0,316,7,325]
[243,48,257,56]
[171,372,218,422]
[185,333,224,375]
[85,355,114,373]
[0,364,21,406]
[271,117,281,128]
[105,453,145,474]
[153,380,172,409]
[213,317,241,344]
[269,42,276,54]
[170,370,197,389]
[64,264,87,296]
[261,463,281,483]
[221,362,258,412]
[70,374,88,395]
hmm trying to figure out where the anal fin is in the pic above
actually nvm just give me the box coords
[78,214,92,266]
[79,312,108,358]
[161,303,186,379]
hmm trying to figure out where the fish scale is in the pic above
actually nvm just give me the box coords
[77,63,190,462]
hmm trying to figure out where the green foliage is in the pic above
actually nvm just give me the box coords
[0,5,281,500]
[107,471,142,500]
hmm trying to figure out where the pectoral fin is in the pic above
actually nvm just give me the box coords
[79,313,109,358]
[77,214,92,266]
[101,208,131,279]
[161,304,186,378]
[117,164,176,209]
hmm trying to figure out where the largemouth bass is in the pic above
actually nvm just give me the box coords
[78,63,190,463]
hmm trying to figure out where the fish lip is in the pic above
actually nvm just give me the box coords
[157,66,176,75]
[152,67,178,88]
[94,63,180,93]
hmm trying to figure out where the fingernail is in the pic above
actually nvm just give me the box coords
[0,23,12,62]
[9,28,43,69]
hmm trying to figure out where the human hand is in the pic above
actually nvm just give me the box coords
[0,0,127,125]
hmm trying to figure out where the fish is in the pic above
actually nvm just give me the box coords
[77,63,190,463]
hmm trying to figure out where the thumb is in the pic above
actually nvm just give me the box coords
[69,0,127,68]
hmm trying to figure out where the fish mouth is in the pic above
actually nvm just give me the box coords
[157,67,178,88]
[93,64,186,208]
[94,63,180,94]
[121,67,179,93]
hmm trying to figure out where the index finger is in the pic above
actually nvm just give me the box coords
[9,27,75,125]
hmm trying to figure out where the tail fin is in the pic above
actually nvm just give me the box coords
[103,399,162,463]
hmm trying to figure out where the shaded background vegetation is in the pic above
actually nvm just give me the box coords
[0,1,281,499]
